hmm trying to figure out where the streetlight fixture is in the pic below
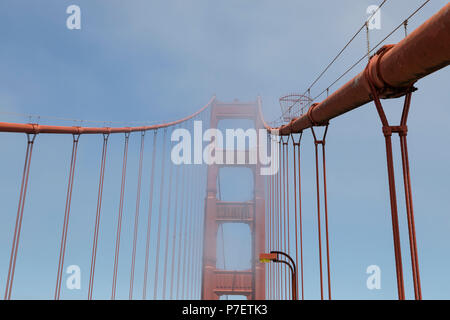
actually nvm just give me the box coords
[259,250,297,300]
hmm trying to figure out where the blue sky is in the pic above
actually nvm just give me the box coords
[0,0,449,300]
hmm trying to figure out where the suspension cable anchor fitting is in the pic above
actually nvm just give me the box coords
[382,125,408,137]
[366,44,418,99]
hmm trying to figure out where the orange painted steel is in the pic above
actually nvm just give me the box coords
[4,134,36,300]
[111,133,130,300]
[257,4,450,135]
[200,100,266,300]
[0,96,215,135]
[88,133,110,300]
[176,165,187,299]
[55,134,80,300]
[129,131,146,300]
[153,130,168,299]
[292,133,304,300]
[365,57,421,300]
[170,163,184,298]
[142,131,158,299]
[162,149,176,299]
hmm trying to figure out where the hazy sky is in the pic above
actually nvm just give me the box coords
[0,0,449,300]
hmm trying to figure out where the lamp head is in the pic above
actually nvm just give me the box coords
[259,253,277,263]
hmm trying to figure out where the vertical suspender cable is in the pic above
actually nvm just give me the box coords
[176,156,189,299]
[153,129,168,300]
[365,61,422,299]
[321,130,331,300]
[55,134,80,300]
[281,139,287,299]
[364,65,408,300]
[88,133,110,300]
[181,161,194,298]
[191,163,203,299]
[111,132,130,299]
[399,94,421,299]
[282,138,289,299]
[269,161,273,299]
[277,141,282,300]
[292,133,303,300]
[310,124,332,300]
[184,162,197,298]
[171,164,185,299]
[4,133,36,300]
[270,146,274,299]
[162,130,175,299]
[272,137,278,300]
[312,128,324,300]
[275,141,279,299]
[268,143,273,299]
[143,130,158,299]
[272,160,276,300]
[285,138,292,299]
[129,131,145,300]
[186,165,197,299]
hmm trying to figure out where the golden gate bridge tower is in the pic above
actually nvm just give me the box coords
[201,99,266,300]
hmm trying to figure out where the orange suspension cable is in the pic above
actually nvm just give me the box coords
[55,134,80,300]
[191,163,203,299]
[129,131,145,300]
[170,162,183,299]
[277,141,282,299]
[312,127,324,300]
[292,133,304,300]
[181,162,194,298]
[0,96,216,135]
[399,114,422,299]
[4,133,36,300]
[281,136,289,299]
[365,59,421,299]
[271,163,275,300]
[176,158,189,299]
[88,133,109,300]
[112,132,130,300]
[153,129,168,299]
[311,124,331,300]
[271,143,276,300]
[268,149,273,299]
[143,130,158,299]
[185,163,198,298]
[162,133,175,299]
[285,137,292,299]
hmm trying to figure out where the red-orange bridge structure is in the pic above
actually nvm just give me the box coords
[0,3,449,300]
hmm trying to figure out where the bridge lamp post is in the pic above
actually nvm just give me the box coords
[259,251,297,300]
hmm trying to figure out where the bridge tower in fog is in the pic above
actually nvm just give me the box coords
[201,99,266,300]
